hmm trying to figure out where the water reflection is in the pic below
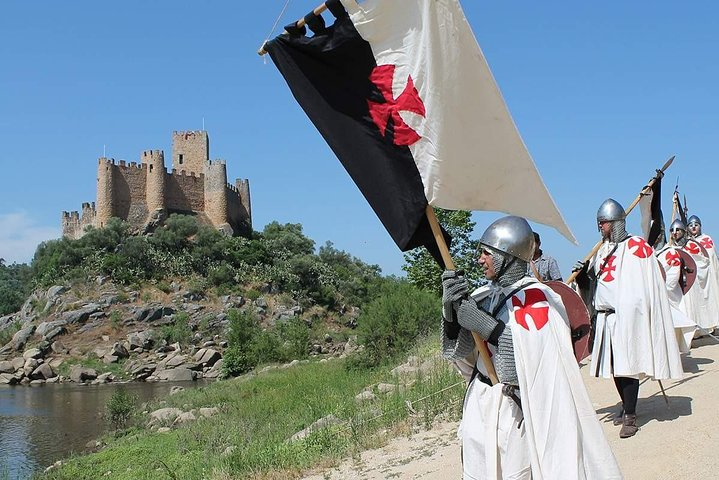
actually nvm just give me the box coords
[0,381,204,479]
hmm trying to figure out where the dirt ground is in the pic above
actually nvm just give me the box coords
[302,336,719,479]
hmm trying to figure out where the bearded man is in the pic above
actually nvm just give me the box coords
[573,199,683,439]
[442,215,621,479]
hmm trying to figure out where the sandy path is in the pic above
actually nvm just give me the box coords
[303,337,719,479]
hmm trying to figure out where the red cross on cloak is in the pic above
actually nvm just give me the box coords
[665,250,681,267]
[700,237,714,250]
[511,288,550,331]
[628,237,653,258]
[368,65,426,146]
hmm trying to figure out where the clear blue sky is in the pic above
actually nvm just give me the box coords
[1,1,718,278]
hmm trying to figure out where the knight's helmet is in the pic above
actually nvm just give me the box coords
[596,198,628,243]
[670,219,687,246]
[687,215,702,237]
[479,216,534,286]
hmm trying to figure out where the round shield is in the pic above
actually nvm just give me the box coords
[685,240,709,258]
[678,249,697,294]
[546,281,591,363]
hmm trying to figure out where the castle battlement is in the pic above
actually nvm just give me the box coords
[63,130,252,238]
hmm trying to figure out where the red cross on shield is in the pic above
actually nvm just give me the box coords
[511,288,550,331]
[665,250,681,267]
[685,241,701,256]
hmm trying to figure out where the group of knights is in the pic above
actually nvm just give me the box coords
[439,197,716,479]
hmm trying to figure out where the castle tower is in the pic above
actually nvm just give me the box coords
[142,150,166,212]
[204,160,229,230]
[172,130,209,175]
[236,178,252,230]
[96,157,115,228]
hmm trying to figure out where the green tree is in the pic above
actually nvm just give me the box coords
[261,222,315,257]
[0,260,32,316]
[402,208,482,294]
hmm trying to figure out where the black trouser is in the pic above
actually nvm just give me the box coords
[613,377,639,415]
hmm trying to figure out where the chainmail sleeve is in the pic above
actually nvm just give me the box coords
[441,320,475,361]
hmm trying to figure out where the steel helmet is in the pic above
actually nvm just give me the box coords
[597,198,625,223]
[687,215,701,227]
[479,216,535,262]
[670,219,686,233]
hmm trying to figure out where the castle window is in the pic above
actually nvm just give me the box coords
[179,154,184,165]
[149,164,154,172]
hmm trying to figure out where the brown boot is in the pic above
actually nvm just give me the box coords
[619,414,638,438]
[612,409,624,426]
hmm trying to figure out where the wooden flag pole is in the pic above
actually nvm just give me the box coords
[258,3,329,56]
[426,205,499,385]
[565,155,675,285]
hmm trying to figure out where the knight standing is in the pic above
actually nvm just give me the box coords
[574,199,683,438]
[442,215,621,479]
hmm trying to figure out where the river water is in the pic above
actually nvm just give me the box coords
[0,381,202,479]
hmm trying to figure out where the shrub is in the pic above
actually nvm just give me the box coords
[349,279,440,368]
[160,312,192,345]
[106,387,138,431]
[222,309,260,377]
[0,321,21,347]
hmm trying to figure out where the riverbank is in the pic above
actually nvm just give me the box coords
[35,338,464,479]
[301,336,719,480]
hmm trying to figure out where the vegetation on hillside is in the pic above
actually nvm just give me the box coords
[0,259,32,316]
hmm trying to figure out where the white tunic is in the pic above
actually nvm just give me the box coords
[655,245,698,352]
[682,238,719,332]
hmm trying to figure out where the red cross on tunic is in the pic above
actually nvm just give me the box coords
[628,237,653,258]
[368,65,426,146]
[700,237,714,250]
[511,288,550,331]
[665,250,681,267]
[600,255,617,282]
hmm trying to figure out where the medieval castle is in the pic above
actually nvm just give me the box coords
[62,130,252,239]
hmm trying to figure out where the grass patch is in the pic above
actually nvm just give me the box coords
[0,321,21,346]
[37,337,464,480]
[56,357,128,380]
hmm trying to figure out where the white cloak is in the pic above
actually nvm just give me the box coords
[682,238,719,331]
[693,234,719,326]
[459,278,622,480]
[589,236,684,380]
[655,245,698,352]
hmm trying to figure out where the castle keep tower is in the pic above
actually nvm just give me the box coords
[143,150,166,212]
[172,130,208,175]
[61,130,252,239]
[96,157,116,229]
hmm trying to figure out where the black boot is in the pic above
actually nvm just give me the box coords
[612,408,624,426]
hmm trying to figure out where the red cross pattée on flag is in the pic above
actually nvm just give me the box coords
[665,250,681,267]
[685,241,701,256]
[700,237,715,250]
[511,288,550,331]
[368,65,426,146]
[628,237,653,258]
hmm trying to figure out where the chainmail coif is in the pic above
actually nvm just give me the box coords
[673,231,688,247]
[490,249,529,287]
[609,219,630,243]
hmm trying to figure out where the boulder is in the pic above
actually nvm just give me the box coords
[11,357,25,371]
[289,415,343,442]
[148,407,183,424]
[193,348,221,368]
[12,326,35,351]
[377,383,397,394]
[51,340,68,355]
[0,373,19,385]
[69,366,98,383]
[355,390,376,403]
[61,305,101,324]
[155,368,195,382]
[174,411,196,424]
[0,360,14,374]
[31,363,56,380]
[199,407,219,418]
[110,342,129,359]
[127,330,156,350]
[23,348,43,360]
[46,285,68,300]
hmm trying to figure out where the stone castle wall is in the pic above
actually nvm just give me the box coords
[62,130,251,239]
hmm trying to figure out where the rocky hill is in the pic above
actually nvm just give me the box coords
[0,277,360,386]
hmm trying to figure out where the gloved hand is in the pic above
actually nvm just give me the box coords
[442,270,469,321]
[572,260,588,273]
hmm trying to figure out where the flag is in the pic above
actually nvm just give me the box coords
[639,174,665,248]
[265,0,576,265]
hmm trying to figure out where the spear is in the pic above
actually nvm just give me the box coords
[565,155,675,285]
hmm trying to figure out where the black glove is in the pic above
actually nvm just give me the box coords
[442,270,468,321]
